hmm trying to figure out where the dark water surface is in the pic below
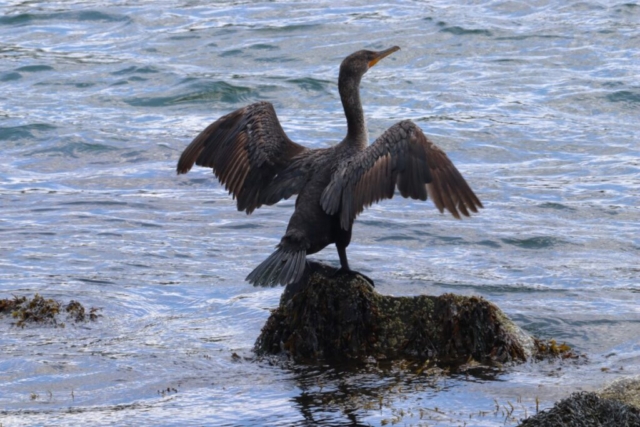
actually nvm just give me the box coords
[1,1,639,426]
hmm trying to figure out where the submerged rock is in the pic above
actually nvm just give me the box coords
[255,262,537,365]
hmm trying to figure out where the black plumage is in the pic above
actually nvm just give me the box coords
[177,46,483,287]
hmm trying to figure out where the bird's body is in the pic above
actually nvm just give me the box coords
[177,47,483,287]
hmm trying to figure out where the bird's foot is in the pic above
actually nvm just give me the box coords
[333,267,375,287]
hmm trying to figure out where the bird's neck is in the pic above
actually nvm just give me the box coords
[339,73,368,149]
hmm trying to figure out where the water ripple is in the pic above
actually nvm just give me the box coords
[0,11,131,26]
[1,0,640,426]
[124,80,258,107]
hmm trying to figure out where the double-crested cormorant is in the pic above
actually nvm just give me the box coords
[177,46,482,287]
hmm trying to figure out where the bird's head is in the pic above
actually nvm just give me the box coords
[339,46,400,81]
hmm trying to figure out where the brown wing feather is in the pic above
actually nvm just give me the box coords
[177,101,308,213]
[321,120,483,230]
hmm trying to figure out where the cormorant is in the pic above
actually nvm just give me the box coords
[177,46,483,287]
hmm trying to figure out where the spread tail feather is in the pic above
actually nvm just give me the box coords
[246,247,307,287]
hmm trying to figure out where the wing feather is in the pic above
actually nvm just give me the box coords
[177,101,308,213]
[321,120,483,230]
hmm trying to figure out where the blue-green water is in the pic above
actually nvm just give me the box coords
[1,1,639,426]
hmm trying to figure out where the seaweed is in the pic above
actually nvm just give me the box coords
[255,262,540,366]
[0,294,102,327]
[534,338,580,360]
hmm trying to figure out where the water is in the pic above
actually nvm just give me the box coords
[1,1,639,425]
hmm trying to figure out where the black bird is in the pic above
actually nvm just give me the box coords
[177,46,482,287]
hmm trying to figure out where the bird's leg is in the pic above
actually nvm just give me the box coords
[334,245,375,287]
[337,244,350,271]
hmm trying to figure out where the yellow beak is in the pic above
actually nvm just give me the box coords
[368,46,400,68]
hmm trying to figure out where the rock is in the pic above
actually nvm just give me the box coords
[254,262,537,365]
[516,375,640,426]
[516,391,640,427]
[598,375,640,411]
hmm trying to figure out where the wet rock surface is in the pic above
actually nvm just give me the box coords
[255,262,537,365]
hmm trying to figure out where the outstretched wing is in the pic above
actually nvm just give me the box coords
[321,120,483,230]
[177,101,308,213]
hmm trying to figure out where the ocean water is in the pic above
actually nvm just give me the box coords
[1,1,639,426]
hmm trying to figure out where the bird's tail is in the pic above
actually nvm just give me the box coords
[246,246,307,287]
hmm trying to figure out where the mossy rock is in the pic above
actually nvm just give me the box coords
[255,262,537,365]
